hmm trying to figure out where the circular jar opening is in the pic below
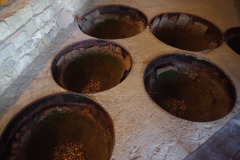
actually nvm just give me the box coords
[150,13,223,51]
[0,93,115,160]
[77,5,148,39]
[144,54,236,122]
[224,27,240,55]
[52,39,132,93]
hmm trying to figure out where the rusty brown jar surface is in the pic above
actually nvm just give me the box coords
[144,54,236,122]
[77,5,148,39]
[150,13,223,52]
[0,93,115,160]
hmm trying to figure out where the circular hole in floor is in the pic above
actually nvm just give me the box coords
[77,5,148,39]
[224,27,240,55]
[144,54,236,122]
[52,39,132,93]
[0,93,115,160]
[150,13,223,51]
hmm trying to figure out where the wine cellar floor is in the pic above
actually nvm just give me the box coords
[0,0,240,159]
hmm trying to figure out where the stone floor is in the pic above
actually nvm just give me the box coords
[0,0,240,159]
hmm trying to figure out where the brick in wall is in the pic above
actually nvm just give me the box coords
[25,20,38,36]
[31,0,47,15]
[18,5,33,25]
[12,32,29,49]
[34,6,55,30]
[0,43,16,61]
[4,13,24,33]
[0,22,11,42]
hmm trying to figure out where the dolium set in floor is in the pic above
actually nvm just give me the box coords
[144,54,235,122]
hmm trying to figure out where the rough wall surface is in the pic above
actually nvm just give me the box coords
[0,0,87,95]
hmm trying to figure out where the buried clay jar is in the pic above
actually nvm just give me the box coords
[144,54,236,122]
[77,5,148,39]
[0,93,115,160]
[150,13,223,52]
[52,39,132,93]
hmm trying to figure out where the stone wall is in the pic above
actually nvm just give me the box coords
[0,0,87,95]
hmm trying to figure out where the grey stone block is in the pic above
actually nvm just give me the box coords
[1,60,16,74]
[0,22,11,42]
[0,43,16,61]
[44,0,54,7]
[32,29,44,43]
[47,25,60,42]
[44,22,54,34]
[12,32,29,49]
[42,34,50,46]
[22,40,36,54]
[31,0,47,15]
[14,47,26,61]
[33,15,43,30]
[44,6,55,20]
[29,47,39,58]
[34,6,54,30]
[14,55,33,76]
[4,13,24,33]
[0,75,12,95]
[42,25,60,46]
[4,28,24,45]
[18,5,33,24]
[28,40,44,58]
[25,20,38,36]
[36,40,45,54]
